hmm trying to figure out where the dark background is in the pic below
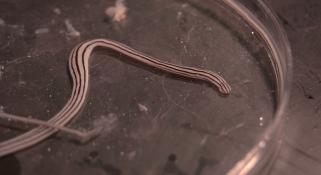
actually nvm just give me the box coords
[0,0,320,174]
[269,0,321,174]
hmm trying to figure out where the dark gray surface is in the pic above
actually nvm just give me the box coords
[268,0,321,174]
[0,0,275,174]
[0,0,319,174]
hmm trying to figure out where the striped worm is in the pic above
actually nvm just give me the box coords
[0,112,102,143]
[0,39,231,157]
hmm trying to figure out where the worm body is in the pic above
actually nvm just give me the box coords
[0,39,231,157]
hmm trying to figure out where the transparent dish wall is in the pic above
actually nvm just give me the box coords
[222,0,293,174]
[0,0,292,175]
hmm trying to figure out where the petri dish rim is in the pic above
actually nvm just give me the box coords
[221,0,293,174]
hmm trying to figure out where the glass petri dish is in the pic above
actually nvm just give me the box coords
[0,0,292,174]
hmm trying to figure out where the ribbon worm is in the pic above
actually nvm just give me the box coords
[0,39,231,157]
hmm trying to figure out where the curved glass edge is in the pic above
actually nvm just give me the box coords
[221,0,293,174]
